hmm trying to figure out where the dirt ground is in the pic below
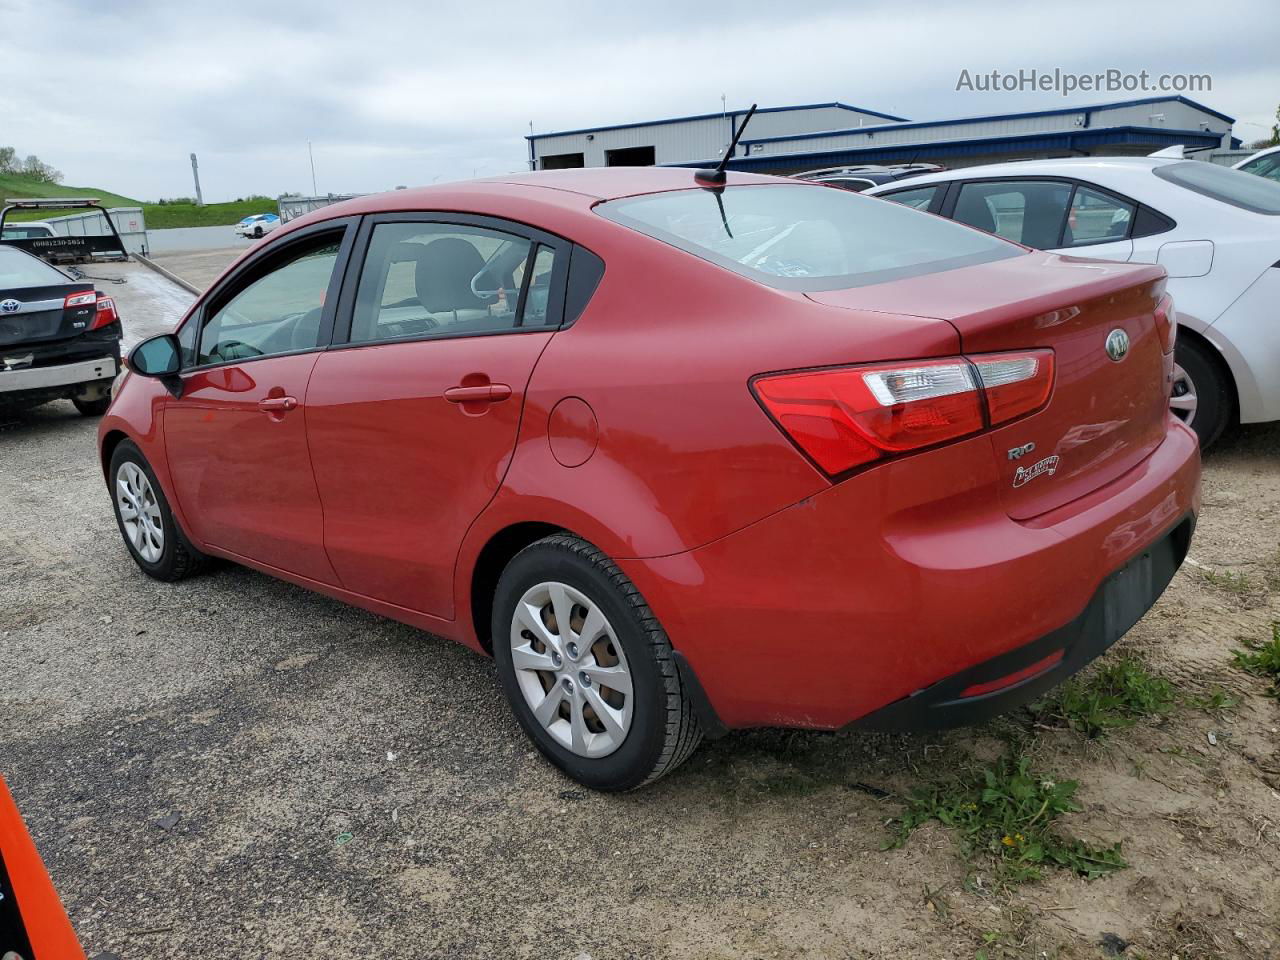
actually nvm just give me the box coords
[1,266,1277,959]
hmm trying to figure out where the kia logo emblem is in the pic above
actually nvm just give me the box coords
[0,299,19,314]
[1105,328,1130,362]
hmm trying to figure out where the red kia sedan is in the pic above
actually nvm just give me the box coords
[99,169,1200,790]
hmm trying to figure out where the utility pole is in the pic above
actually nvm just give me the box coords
[308,141,317,196]
[189,152,204,206]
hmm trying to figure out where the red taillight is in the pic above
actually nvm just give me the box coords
[972,350,1055,426]
[89,294,118,330]
[63,291,96,309]
[754,350,1055,476]
[1153,294,1176,354]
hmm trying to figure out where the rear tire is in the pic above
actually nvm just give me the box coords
[73,395,111,417]
[108,439,208,581]
[492,534,702,791]
[1172,338,1232,450]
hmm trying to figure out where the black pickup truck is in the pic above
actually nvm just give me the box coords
[0,243,121,416]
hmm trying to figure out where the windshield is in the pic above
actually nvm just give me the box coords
[1,225,53,239]
[1153,160,1280,215]
[0,245,69,286]
[597,183,1021,291]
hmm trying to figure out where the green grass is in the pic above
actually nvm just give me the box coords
[142,197,278,229]
[1029,656,1177,738]
[1185,686,1239,714]
[1201,568,1253,595]
[888,752,1126,885]
[0,172,277,228]
[1234,623,1280,696]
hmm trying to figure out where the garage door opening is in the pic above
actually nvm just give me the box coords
[605,146,656,167]
[541,153,585,170]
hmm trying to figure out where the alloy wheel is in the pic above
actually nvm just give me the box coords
[116,462,164,563]
[509,580,634,758]
[1170,362,1198,427]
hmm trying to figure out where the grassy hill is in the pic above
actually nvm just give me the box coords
[0,173,277,228]
[0,172,140,215]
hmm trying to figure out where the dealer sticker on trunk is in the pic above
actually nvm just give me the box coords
[1012,455,1061,488]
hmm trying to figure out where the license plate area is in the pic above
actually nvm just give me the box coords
[1102,533,1174,641]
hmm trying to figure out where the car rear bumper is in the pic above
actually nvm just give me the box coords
[849,514,1192,731]
[0,354,117,393]
[624,417,1201,731]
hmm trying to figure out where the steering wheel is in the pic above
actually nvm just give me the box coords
[211,339,261,363]
[470,268,502,301]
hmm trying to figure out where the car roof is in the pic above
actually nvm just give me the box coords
[1235,144,1280,165]
[863,156,1179,193]
[330,168,786,213]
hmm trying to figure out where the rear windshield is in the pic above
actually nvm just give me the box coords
[597,183,1021,291]
[1153,160,1280,215]
[0,245,68,287]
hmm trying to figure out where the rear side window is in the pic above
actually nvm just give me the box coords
[1065,186,1134,246]
[0,245,67,286]
[349,222,556,344]
[953,180,1072,248]
[879,185,939,211]
[598,183,1019,292]
[1153,161,1280,214]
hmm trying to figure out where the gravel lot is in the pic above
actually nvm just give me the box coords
[2,266,1277,959]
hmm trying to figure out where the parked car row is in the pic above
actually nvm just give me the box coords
[100,168,1199,790]
[866,156,1280,449]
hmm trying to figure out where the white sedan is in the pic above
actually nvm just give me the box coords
[233,213,282,239]
[1234,145,1280,183]
[868,158,1280,447]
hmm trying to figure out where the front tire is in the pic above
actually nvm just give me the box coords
[492,534,702,791]
[1172,338,1232,449]
[108,440,207,581]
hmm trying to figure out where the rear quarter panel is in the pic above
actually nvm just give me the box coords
[455,219,963,643]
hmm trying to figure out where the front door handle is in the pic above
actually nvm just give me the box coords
[258,396,298,412]
[444,383,511,404]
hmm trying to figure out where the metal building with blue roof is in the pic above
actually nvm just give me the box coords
[527,96,1239,174]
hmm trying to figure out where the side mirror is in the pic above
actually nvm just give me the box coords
[128,334,181,377]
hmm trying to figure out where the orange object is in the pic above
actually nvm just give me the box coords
[0,778,85,960]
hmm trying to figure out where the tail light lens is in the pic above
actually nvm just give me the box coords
[90,294,118,331]
[754,350,1055,476]
[972,351,1054,426]
[63,291,96,309]
[1153,294,1176,354]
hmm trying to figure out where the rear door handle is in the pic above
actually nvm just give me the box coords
[444,383,511,404]
[258,396,298,412]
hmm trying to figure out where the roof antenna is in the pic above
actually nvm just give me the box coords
[696,102,757,188]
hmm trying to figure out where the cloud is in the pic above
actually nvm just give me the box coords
[0,0,1275,201]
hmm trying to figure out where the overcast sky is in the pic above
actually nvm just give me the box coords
[1,0,1277,202]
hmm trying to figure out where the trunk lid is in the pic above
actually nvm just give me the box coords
[807,252,1171,519]
[0,282,93,347]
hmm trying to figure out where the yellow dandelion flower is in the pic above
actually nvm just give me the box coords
[1001,835,1014,847]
